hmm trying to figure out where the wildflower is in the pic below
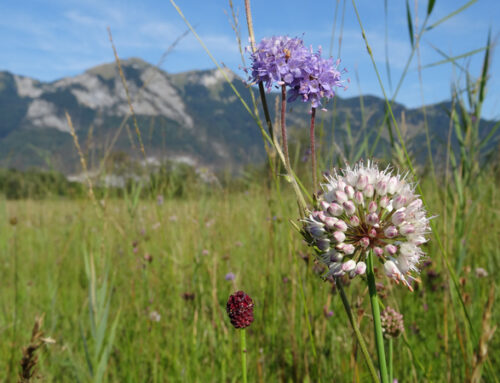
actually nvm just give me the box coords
[248,36,345,109]
[248,36,309,92]
[225,272,235,281]
[380,306,404,338]
[149,311,161,322]
[475,267,488,278]
[226,291,254,329]
[288,49,345,108]
[181,292,195,301]
[157,195,164,206]
[302,161,431,290]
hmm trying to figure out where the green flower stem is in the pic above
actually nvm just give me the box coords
[388,337,393,383]
[240,329,247,383]
[366,251,389,383]
[336,278,379,383]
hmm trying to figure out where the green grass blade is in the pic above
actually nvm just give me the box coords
[406,0,414,47]
[422,47,487,69]
[426,0,477,31]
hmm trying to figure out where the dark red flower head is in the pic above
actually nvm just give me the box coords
[226,291,254,329]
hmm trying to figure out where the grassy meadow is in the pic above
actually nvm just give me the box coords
[0,169,499,381]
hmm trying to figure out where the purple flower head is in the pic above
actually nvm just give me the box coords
[249,36,309,92]
[225,272,235,281]
[288,49,346,108]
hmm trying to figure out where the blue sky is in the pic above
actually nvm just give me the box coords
[1,0,498,119]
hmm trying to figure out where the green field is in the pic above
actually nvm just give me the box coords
[0,169,498,381]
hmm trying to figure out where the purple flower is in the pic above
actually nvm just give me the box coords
[248,36,309,92]
[225,272,235,281]
[288,49,346,108]
[249,36,346,109]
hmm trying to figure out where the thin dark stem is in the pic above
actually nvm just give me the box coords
[259,83,274,141]
[244,0,274,141]
[280,85,291,170]
[310,107,317,191]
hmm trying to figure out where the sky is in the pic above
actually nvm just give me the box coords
[1,0,499,119]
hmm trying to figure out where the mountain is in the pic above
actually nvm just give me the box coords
[0,58,497,175]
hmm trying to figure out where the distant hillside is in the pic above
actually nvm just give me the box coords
[0,58,497,175]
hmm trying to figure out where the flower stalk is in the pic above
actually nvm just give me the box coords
[310,107,317,191]
[281,85,291,171]
[367,251,389,383]
[336,278,379,382]
[240,329,247,383]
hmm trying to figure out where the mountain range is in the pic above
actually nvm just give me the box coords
[0,58,497,176]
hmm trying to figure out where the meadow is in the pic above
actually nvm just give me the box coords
[2,0,500,381]
[0,168,499,382]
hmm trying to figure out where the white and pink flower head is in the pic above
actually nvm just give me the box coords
[302,161,431,290]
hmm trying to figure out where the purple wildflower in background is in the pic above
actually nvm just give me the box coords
[288,49,345,108]
[249,36,346,109]
[248,36,308,91]
[225,272,235,281]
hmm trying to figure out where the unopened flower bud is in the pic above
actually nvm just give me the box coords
[329,250,343,262]
[350,215,360,227]
[335,190,348,204]
[393,195,406,210]
[379,196,390,208]
[343,201,356,216]
[366,213,379,226]
[333,231,346,243]
[342,244,355,255]
[363,184,374,198]
[368,228,378,238]
[328,203,343,216]
[356,174,368,190]
[324,217,337,229]
[355,261,367,275]
[368,201,377,213]
[316,211,326,222]
[385,244,398,255]
[373,246,384,257]
[407,198,423,211]
[360,237,370,248]
[316,238,330,251]
[320,200,330,211]
[376,180,388,196]
[387,177,399,195]
[334,220,348,232]
[354,191,364,205]
[392,211,406,226]
[384,226,398,238]
[400,224,415,235]
[344,185,355,199]
[342,259,356,272]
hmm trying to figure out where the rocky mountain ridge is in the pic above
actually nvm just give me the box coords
[0,58,497,175]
